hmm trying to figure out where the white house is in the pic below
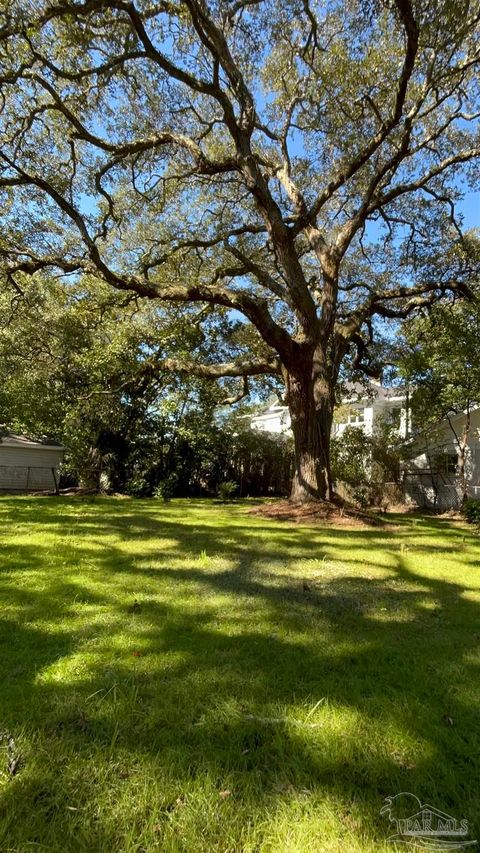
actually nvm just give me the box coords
[248,400,291,435]
[250,381,410,439]
[250,385,480,509]
[403,407,480,510]
[332,382,409,439]
[0,432,64,493]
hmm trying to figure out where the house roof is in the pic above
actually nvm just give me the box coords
[253,381,407,417]
[342,380,406,402]
[406,403,480,447]
[252,405,286,416]
[0,430,64,450]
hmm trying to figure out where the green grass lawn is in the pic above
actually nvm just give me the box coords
[0,497,479,852]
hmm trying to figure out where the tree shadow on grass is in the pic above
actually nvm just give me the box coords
[0,498,479,851]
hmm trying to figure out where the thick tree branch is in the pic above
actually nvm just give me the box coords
[155,356,281,378]
[0,156,297,359]
[369,147,480,213]
[30,74,238,175]
[296,0,419,230]
[335,278,473,344]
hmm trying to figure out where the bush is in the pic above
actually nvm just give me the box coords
[125,473,151,497]
[331,427,372,506]
[331,423,405,509]
[462,498,480,525]
[217,480,237,501]
[154,475,178,502]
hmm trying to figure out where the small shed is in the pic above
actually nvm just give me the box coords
[0,432,64,493]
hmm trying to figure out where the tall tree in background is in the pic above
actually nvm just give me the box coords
[0,275,228,488]
[0,0,479,501]
[0,274,285,493]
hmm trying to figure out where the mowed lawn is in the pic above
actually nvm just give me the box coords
[0,498,479,853]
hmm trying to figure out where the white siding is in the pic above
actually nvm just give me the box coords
[251,408,291,434]
[404,408,480,508]
[252,397,407,440]
[0,445,63,491]
[0,446,63,467]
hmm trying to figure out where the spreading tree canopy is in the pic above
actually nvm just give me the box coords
[0,273,260,488]
[0,0,479,500]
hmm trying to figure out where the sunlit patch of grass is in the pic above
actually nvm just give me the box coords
[0,497,479,851]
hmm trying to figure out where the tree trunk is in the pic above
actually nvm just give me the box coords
[285,365,334,503]
[458,408,471,505]
[447,406,471,506]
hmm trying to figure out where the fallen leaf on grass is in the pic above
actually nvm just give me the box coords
[165,795,187,813]
[0,731,22,777]
[7,755,22,777]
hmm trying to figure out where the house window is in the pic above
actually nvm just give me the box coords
[348,411,365,425]
[433,453,457,475]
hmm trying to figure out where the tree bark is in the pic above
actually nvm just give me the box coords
[446,405,471,506]
[458,407,471,505]
[285,363,334,503]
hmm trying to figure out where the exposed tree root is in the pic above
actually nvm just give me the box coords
[248,498,388,527]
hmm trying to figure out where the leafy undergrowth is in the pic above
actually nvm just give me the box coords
[0,497,479,852]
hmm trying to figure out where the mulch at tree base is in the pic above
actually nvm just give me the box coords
[248,499,388,527]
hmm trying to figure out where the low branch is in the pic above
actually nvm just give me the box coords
[158,357,281,378]
[220,375,250,405]
[351,331,381,379]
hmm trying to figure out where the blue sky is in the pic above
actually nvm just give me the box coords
[459,190,480,229]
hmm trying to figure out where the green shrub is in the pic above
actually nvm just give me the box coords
[217,480,237,501]
[125,473,151,497]
[462,498,480,525]
[154,475,177,502]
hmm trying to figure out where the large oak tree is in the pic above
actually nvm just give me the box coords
[0,0,479,500]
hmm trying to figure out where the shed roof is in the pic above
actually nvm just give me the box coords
[0,431,64,450]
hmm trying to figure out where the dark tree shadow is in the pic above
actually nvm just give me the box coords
[0,497,479,851]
